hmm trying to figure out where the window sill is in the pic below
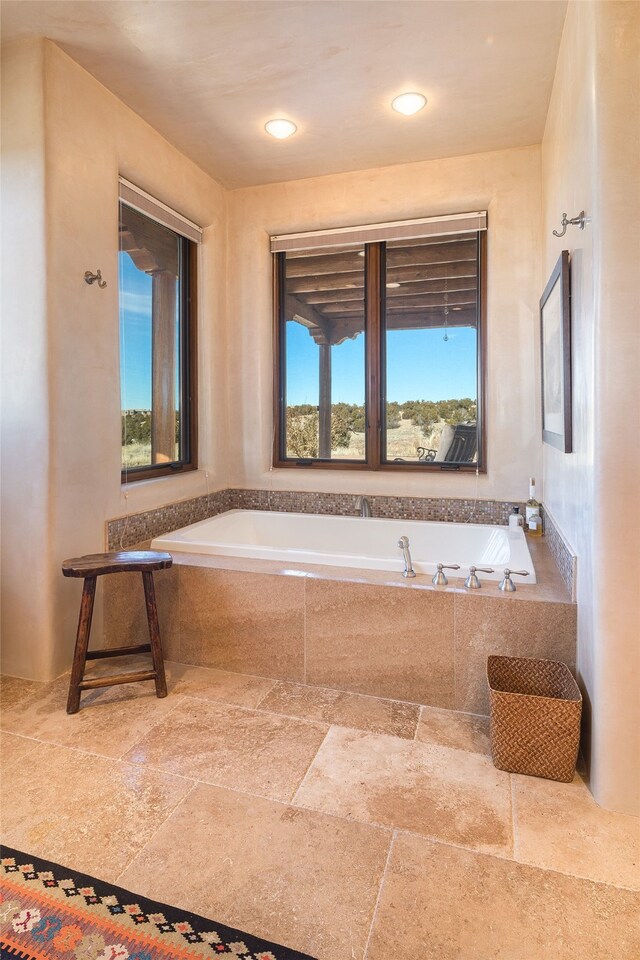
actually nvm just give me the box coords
[120,462,197,484]
[273,459,485,473]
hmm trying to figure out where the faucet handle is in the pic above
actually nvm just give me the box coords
[464,565,494,589]
[499,568,530,592]
[432,562,460,586]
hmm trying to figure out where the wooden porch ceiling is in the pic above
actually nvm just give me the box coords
[119,205,179,276]
[285,235,479,345]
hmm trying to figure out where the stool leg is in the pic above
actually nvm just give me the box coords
[67,576,97,714]
[142,571,167,699]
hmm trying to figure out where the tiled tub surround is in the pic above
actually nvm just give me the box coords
[106,486,576,596]
[103,538,575,715]
[107,488,527,548]
[542,505,578,600]
[107,488,233,552]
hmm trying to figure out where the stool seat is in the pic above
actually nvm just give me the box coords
[62,551,173,578]
[62,549,172,714]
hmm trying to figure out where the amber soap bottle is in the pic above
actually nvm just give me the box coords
[525,477,542,537]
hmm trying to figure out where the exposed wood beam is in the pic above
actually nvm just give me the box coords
[386,302,476,313]
[309,319,364,347]
[287,260,476,292]
[319,292,475,314]
[388,310,476,329]
[119,207,178,276]
[301,277,476,303]
[284,293,327,331]
[119,231,160,274]
[386,263,477,283]
[285,240,476,278]
[325,320,366,346]
[325,309,477,329]
[287,273,362,293]
[386,240,477,267]
[387,280,477,298]
[284,292,364,347]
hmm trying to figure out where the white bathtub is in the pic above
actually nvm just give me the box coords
[151,509,537,584]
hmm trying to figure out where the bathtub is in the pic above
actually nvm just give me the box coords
[151,509,537,584]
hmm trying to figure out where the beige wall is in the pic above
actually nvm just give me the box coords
[542,0,639,815]
[227,146,543,502]
[1,40,57,678]
[1,41,228,680]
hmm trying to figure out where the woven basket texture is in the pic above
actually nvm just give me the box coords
[487,655,582,783]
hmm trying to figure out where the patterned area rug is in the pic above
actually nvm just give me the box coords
[0,847,316,960]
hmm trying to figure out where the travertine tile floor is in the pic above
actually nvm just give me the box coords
[1,661,639,960]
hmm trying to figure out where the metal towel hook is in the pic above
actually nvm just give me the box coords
[84,269,107,288]
[552,211,587,238]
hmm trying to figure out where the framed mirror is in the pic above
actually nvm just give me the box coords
[540,250,572,453]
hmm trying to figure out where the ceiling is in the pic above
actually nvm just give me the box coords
[1,0,567,189]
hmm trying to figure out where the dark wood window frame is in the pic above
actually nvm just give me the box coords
[119,212,198,483]
[273,231,486,473]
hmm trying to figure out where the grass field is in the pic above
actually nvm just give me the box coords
[123,417,468,466]
[332,416,448,461]
[121,441,161,469]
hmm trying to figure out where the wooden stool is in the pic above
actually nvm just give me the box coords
[62,551,173,714]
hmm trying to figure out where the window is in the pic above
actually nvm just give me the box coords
[273,212,486,471]
[118,180,199,479]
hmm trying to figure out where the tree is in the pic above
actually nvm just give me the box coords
[286,410,319,457]
[401,400,439,438]
[330,407,352,449]
[121,410,151,445]
[386,401,401,429]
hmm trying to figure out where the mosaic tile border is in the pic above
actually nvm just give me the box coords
[106,487,528,550]
[107,489,232,551]
[542,506,577,601]
[228,488,528,526]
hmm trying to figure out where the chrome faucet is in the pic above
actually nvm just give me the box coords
[465,565,495,589]
[499,568,529,592]
[355,495,372,518]
[398,536,416,578]
[432,562,460,586]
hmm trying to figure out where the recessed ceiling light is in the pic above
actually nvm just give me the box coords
[391,92,427,116]
[386,282,401,288]
[265,118,297,139]
[452,306,463,311]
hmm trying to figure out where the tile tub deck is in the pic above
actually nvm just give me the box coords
[103,536,576,714]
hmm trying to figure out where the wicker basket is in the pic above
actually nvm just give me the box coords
[487,655,582,782]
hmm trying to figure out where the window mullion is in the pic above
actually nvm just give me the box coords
[365,243,382,468]
[477,230,487,471]
[274,252,286,463]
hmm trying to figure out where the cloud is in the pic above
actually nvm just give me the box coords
[120,290,151,319]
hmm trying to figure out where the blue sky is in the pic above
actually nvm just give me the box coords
[285,320,477,406]
[119,252,182,409]
[119,253,153,409]
[119,251,476,411]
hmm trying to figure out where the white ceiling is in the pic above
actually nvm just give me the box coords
[1,0,567,189]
